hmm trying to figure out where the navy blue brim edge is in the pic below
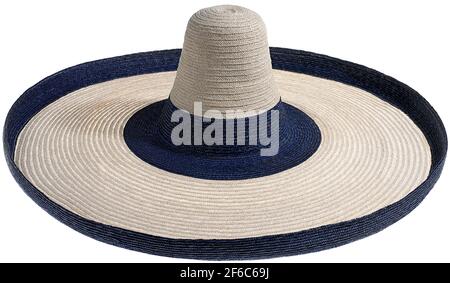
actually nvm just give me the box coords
[3,48,447,260]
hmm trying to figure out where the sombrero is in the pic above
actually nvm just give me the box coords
[3,5,447,260]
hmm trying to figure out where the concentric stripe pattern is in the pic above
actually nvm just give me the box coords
[13,69,431,240]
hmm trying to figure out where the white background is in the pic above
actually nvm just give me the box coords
[1,0,449,263]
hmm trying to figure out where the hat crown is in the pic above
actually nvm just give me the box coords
[169,5,280,115]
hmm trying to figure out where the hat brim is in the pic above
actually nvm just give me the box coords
[4,48,447,260]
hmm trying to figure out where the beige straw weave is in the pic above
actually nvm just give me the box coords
[14,70,431,239]
[170,5,279,116]
[13,5,432,240]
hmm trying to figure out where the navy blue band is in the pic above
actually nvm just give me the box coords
[3,48,447,260]
[155,100,285,155]
[124,99,321,180]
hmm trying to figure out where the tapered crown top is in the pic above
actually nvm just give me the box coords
[169,5,280,115]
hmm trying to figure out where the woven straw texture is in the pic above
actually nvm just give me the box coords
[14,69,431,239]
[4,48,446,259]
[3,5,446,259]
[170,5,279,116]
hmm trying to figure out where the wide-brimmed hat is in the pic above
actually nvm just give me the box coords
[4,5,447,260]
